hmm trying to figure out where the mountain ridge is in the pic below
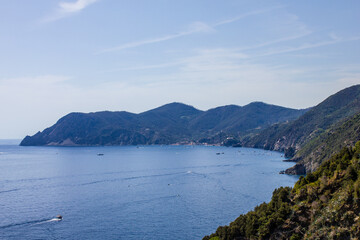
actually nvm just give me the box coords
[20,101,306,146]
[241,84,360,174]
[20,85,360,178]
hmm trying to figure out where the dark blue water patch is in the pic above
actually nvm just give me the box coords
[0,145,298,240]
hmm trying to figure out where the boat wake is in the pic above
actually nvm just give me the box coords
[32,218,61,225]
[0,217,61,229]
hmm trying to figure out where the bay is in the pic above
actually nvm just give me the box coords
[0,144,298,239]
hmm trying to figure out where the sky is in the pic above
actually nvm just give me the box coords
[0,0,360,138]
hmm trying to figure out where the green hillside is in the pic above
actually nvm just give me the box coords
[286,113,360,174]
[20,102,304,146]
[204,141,360,240]
[243,84,360,174]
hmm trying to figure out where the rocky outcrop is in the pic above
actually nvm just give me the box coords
[284,163,306,175]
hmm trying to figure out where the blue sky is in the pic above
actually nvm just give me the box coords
[0,0,359,138]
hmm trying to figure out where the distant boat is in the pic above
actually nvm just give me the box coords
[97,153,104,156]
[56,215,63,220]
[216,152,221,155]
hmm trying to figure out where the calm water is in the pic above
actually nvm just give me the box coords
[0,144,298,239]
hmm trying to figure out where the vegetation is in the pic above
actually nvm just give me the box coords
[288,113,360,174]
[203,141,360,239]
[20,102,305,146]
[204,187,292,240]
[243,84,360,174]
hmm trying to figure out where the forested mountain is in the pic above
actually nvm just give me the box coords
[204,142,360,240]
[285,112,360,174]
[21,85,360,177]
[242,84,360,174]
[190,102,305,137]
[20,102,305,146]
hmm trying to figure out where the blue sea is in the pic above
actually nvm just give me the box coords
[0,142,298,239]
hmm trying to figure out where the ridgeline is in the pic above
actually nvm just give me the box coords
[20,84,360,177]
[241,84,360,174]
[20,102,305,146]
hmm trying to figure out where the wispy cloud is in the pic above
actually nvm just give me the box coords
[97,61,186,73]
[257,35,360,57]
[43,0,99,22]
[215,12,311,54]
[214,6,283,26]
[236,31,312,53]
[98,48,248,73]
[100,33,360,77]
[98,22,214,54]
[98,7,281,54]
[59,0,98,13]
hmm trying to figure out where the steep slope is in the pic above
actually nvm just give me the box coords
[203,142,360,240]
[285,112,360,174]
[243,84,360,172]
[20,102,305,146]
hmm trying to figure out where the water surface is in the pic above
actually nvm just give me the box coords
[0,144,298,239]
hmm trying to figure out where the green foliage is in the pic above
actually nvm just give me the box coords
[290,233,301,240]
[20,102,305,146]
[204,141,360,240]
[243,85,360,174]
[203,187,292,240]
[287,112,360,175]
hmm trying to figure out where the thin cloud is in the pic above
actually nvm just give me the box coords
[236,31,312,52]
[97,48,248,73]
[100,33,360,76]
[214,6,283,26]
[231,13,312,52]
[43,0,99,22]
[98,7,281,54]
[257,36,360,57]
[59,0,98,13]
[97,22,214,54]
[97,61,186,73]
[99,31,194,54]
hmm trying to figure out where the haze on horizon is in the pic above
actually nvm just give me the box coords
[0,0,359,139]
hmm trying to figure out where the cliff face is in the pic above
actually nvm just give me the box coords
[286,113,360,175]
[243,84,360,174]
[20,102,305,146]
[204,142,360,240]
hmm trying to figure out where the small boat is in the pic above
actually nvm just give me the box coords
[97,153,104,156]
[56,215,63,220]
[216,152,221,155]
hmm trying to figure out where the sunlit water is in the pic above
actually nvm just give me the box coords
[0,143,298,239]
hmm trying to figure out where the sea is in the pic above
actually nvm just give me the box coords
[0,141,299,239]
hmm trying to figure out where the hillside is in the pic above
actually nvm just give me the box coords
[285,112,360,174]
[243,84,360,173]
[20,102,305,146]
[190,102,306,138]
[203,142,360,240]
